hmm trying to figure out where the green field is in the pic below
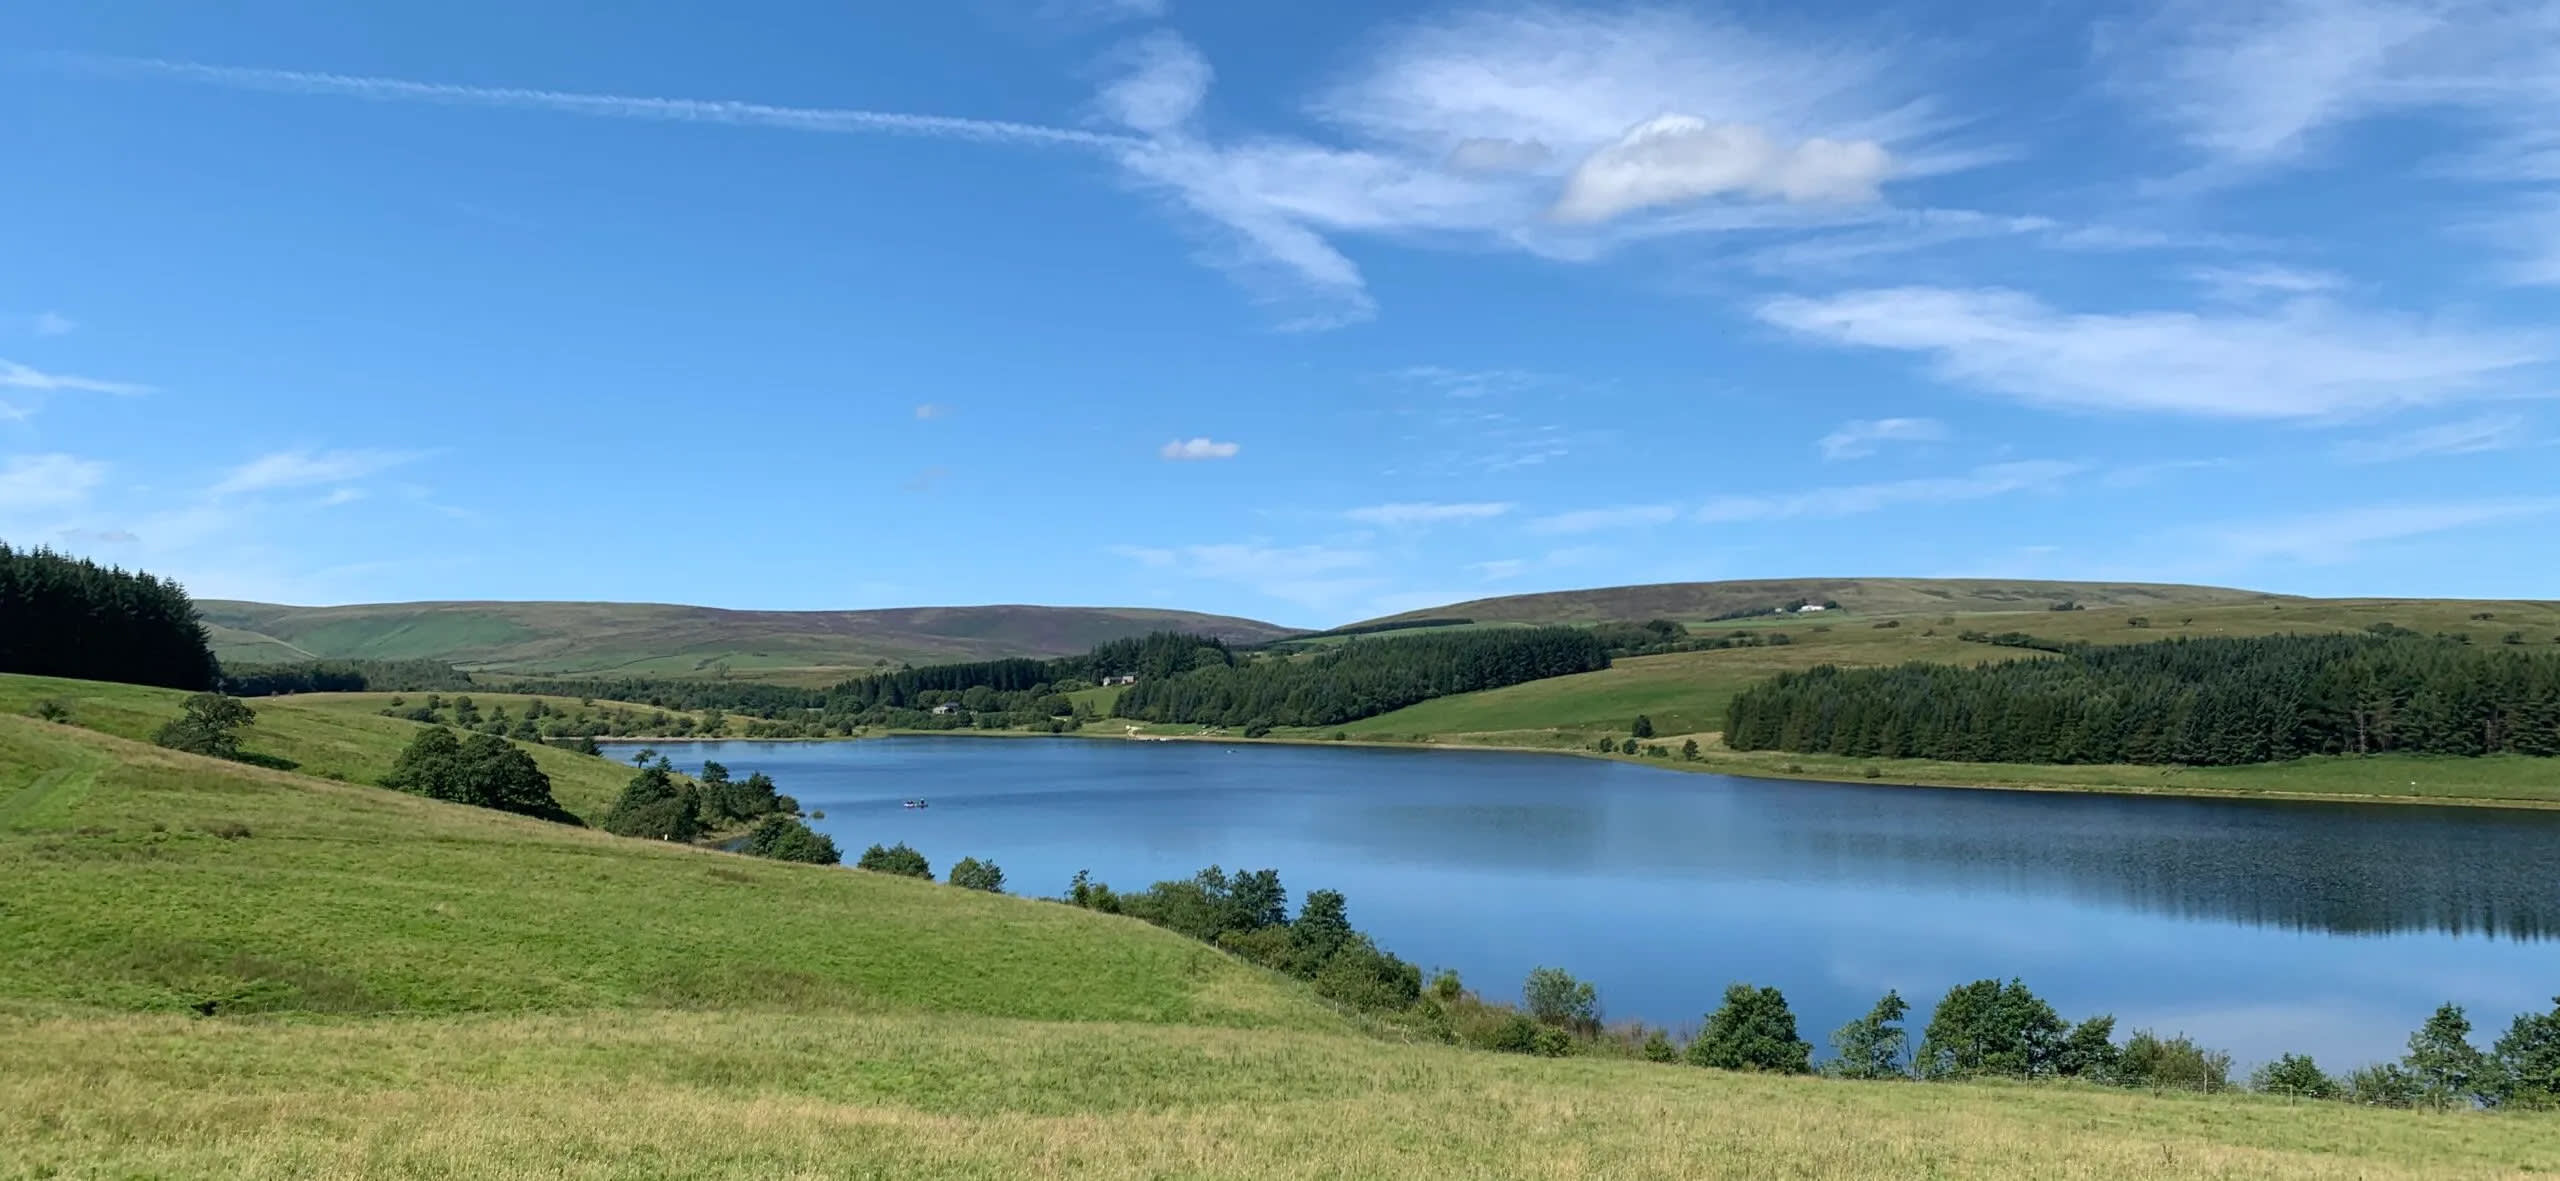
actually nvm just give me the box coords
[1356,576,2286,628]
[200,598,1299,681]
[1309,597,2560,806]
[0,675,641,820]
[5,707,2553,1178]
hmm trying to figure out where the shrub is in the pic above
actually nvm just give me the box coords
[29,698,69,723]
[1523,966,1600,1031]
[382,727,565,820]
[1631,715,1655,739]
[2344,1063,2420,1107]
[1688,983,1812,1074]
[947,856,1006,892]
[600,760,703,841]
[740,815,841,865]
[151,693,256,761]
[2252,1053,2338,1099]
[1642,1030,1680,1063]
[1917,978,2066,1079]
[2493,995,2560,1109]
[1618,738,1639,755]
[1830,990,1910,1080]
[1429,969,1463,1003]
[1241,717,1274,739]
[1311,935,1422,1012]
[2119,1030,2232,1093]
[1680,738,1700,760]
[856,842,932,878]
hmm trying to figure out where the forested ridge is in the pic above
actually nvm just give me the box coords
[1114,627,1611,729]
[0,544,220,690]
[1725,633,2560,766]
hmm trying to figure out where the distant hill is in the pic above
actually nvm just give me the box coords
[197,600,1299,680]
[1356,578,2285,628]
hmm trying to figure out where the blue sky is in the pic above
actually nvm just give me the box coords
[3,0,2555,626]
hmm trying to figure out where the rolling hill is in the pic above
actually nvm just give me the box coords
[1357,577,2286,628]
[197,599,1299,681]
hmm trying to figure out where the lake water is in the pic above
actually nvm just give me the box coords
[622,736,2560,1068]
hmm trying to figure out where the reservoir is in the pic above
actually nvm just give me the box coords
[627,736,2560,1068]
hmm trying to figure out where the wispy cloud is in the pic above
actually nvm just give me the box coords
[1818,416,1947,460]
[1385,365,1551,398]
[1698,460,2081,522]
[1160,437,1240,461]
[2196,499,2560,565]
[1758,287,2543,418]
[211,448,423,496]
[0,453,107,511]
[73,56,1130,148]
[1111,540,1377,609]
[1344,500,1513,526]
[31,312,76,337]
[0,359,152,396]
[2333,413,2530,463]
[1526,503,1681,535]
[913,402,949,420]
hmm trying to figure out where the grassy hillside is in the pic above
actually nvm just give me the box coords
[199,599,1300,681]
[1358,577,2284,628]
[4,714,2552,1178]
[0,674,639,821]
[1318,597,2560,806]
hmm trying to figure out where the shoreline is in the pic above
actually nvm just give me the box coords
[598,727,2560,813]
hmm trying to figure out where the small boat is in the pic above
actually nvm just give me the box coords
[902,799,929,809]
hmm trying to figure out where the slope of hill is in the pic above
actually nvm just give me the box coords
[1357,577,2284,628]
[5,710,2550,1178]
[198,599,1299,681]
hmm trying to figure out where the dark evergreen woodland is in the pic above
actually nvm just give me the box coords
[0,545,219,690]
[1727,634,2560,765]
[1112,627,1611,728]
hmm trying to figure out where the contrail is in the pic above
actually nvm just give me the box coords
[62,56,1137,150]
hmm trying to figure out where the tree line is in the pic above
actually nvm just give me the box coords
[1113,627,1612,729]
[221,659,476,696]
[0,544,220,691]
[1726,632,2560,765]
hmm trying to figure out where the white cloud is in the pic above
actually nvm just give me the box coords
[1343,500,1513,526]
[1159,437,1240,460]
[1471,558,1529,581]
[1445,137,1551,174]
[1757,286,2543,418]
[32,312,76,337]
[1096,33,1210,135]
[1817,416,1948,460]
[2197,499,2560,565]
[913,402,948,420]
[2186,264,2346,299]
[0,453,107,511]
[1110,541,1378,608]
[211,449,422,496]
[2106,0,2452,169]
[0,360,152,396]
[1526,503,1680,535]
[1551,116,1890,222]
[2333,413,2529,462]
[1697,460,2081,522]
[1386,365,1550,398]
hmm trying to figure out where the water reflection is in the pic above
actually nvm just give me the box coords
[620,737,2560,1061]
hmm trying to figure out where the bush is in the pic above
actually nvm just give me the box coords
[1688,983,1812,1073]
[2119,1030,2233,1093]
[1830,990,1910,1080]
[1642,1030,1680,1063]
[2252,1053,2338,1099]
[1523,966,1600,1030]
[1311,935,1422,1012]
[1631,715,1655,739]
[151,693,257,761]
[382,727,566,820]
[1917,978,2066,1079]
[600,759,703,841]
[947,856,1006,892]
[1241,717,1274,739]
[2344,1063,2420,1107]
[739,815,841,865]
[29,698,69,723]
[856,842,932,878]
[1680,738,1700,761]
[2493,995,2560,1109]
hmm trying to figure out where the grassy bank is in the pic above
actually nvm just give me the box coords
[0,675,638,820]
[5,704,2553,1177]
[10,1008,2552,1180]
